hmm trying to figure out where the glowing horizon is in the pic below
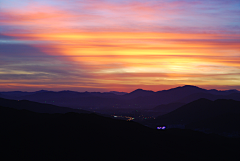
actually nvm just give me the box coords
[1,0,240,92]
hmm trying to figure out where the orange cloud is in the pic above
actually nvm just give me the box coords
[1,0,240,91]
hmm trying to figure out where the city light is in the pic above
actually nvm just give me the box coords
[157,126,166,130]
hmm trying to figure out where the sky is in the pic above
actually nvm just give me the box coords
[0,0,240,92]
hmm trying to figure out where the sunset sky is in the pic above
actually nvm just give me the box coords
[1,0,240,92]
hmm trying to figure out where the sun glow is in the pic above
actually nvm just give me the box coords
[1,0,240,91]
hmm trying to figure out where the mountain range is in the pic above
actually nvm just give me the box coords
[1,85,239,112]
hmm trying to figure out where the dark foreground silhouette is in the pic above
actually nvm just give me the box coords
[153,98,240,136]
[0,97,90,114]
[0,105,240,160]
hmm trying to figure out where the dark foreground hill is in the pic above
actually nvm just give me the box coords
[0,105,240,160]
[154,102,185,112]
[154,98,240,135]
[177,92,240,104]
[0,97,90,114]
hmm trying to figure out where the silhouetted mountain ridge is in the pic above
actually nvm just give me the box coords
[177,92,240,104]
[1,85,239,110]
[0,97,90,114]
[155,98,240,135]
[154,102,185,112]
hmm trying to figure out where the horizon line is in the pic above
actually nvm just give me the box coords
[1,85,239,93]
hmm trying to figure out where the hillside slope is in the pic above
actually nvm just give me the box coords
[0,105,240,160]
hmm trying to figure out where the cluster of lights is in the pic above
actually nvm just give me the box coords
[113,115,134,121]
[157,126,166,130]
[112,115,155,120]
